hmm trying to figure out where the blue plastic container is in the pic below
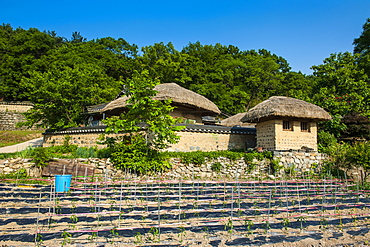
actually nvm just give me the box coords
[55,175,72,192]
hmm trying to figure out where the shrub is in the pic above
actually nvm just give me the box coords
[109,135,171,174]
[318,131,337,153]
[211,162,223,173]
[74,147,97,158]
[30,147,53,168]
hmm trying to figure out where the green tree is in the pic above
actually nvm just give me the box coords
[138,42,190,85]
[353,18,370,55]
[311,52,370,137]
[354,18,370,80]
[181,43,295,114]
[0,24,64,100]
[20,63,120,130]
[102,70,184,173]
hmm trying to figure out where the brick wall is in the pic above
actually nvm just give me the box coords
[256,120,277,149]
[274,120,317,151]
[256,119,318,151]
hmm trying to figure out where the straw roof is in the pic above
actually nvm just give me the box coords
[101,83,221,114]
[241,96,332,123]
[221,113,256,127]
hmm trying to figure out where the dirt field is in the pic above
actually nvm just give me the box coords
[0,177,369,246]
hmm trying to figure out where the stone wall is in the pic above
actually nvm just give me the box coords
[0,102,36,130]
[0,158,41,177]
[0,151,328,180]
[273,150,327,172]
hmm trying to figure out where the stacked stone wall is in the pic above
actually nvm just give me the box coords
[0,158,41,177]
[0,151,328,180]
[0,102,37,130]
[273,150,327,172]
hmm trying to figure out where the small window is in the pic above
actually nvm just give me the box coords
[301,122,310,132]
[283,121,292,131]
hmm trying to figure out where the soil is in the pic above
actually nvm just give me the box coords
[0,178,369,247]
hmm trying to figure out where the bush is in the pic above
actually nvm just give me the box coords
[178,151,205,166]
[109,135,171,174]
[74,147,97,158]
[96,147,113,159]
[318,131,337,153]
[211,162,222,173]
[30,147,53,168]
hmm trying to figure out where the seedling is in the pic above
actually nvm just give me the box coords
[178,226,186,243]
[282,217,290,231]
[61,230,72,246]
[148,227,160,242]
[134,232,143,244]
[224,218,234,233]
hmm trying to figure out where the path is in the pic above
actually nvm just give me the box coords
[0,137,43,153]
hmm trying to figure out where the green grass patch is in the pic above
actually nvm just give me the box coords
[0,130,43,147]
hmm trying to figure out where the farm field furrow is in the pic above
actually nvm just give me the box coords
[0,176,369,246]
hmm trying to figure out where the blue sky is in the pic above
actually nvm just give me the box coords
[1,0,370,74]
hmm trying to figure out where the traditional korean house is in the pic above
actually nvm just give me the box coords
[85,83,221,126]
[44,83,256,151]
[221,112,256,128]
[241,96,332,151]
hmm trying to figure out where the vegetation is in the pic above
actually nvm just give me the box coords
[0,130,43,147]
[100,71,184,174]
[1,18,370,176]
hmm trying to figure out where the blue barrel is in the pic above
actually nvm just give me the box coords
[55,175,72,192]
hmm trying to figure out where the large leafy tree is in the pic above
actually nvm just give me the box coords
[311,52,370,138]
[21,64,121,130]
[0,24,64,100]
[138,42,190,85]
[180,43,302,114]
[102,70,184,173]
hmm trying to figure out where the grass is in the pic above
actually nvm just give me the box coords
[0,130,44,147]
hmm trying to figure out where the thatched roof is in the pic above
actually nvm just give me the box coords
[221,113,256,127]
[241,96,332,123]
[85,103,109,114]
[101,83,221,114]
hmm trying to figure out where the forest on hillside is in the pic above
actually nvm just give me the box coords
[0,19,370,140]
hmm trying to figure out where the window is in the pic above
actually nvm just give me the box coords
[301,122,310,132]
[283,121,292,131]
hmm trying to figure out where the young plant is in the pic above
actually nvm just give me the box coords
[61,230,72,246]
[134,232,143,244]
[224,218,234,233]
[177,226,186,243]
[148,227,160,243]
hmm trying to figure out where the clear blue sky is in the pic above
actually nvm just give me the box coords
[2,0,370,74]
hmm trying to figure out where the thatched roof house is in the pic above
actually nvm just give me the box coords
[221,113,255,127]
[241,96,332,123]
[85,83,221,126]
[101,83,220,115]
[241,96,331,151]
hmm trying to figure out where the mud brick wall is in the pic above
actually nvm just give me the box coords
[257,119,318,151]
[43,125,257,152]
[166,132,256,152]
[256,120,276,150]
